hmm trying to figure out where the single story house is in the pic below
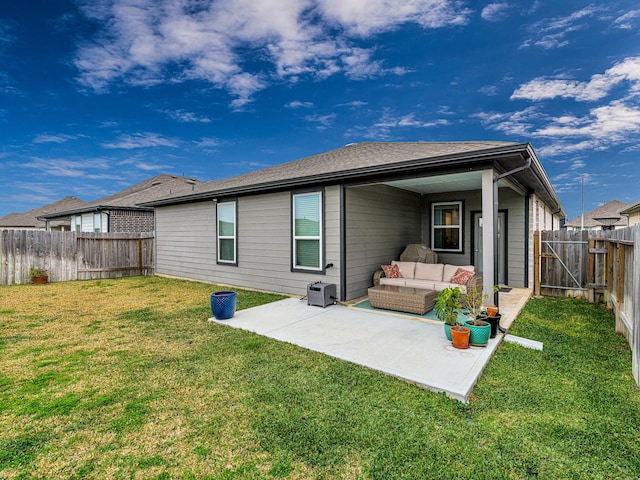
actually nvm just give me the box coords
[564,199,629,231]
[620,200,640,227]
[144,142,565,302]
[40,174,203,233]
[0,196,87,231]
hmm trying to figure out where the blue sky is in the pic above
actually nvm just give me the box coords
[1,0,639,221]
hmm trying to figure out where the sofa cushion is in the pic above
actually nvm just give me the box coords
[391,261,416,279]
[405,279,437,290]
[451,267,474,285]
[443,264,475,282]
[414,262,444,281]
[381,264,401,278]
[379,277,407,287]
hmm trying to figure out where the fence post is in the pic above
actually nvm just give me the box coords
[633,228,639,386]
[616,242,625,311]
[533,231,540,296]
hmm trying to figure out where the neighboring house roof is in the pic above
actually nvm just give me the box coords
[40,174,204,220]
[564,200,630,228]
[0,196,87,229]
[142,141,564,215]
[619,199,640,215]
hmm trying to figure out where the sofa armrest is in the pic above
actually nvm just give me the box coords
[373,269,385,286]
[466,274,483,292]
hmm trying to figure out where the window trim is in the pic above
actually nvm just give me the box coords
[216,200,238,265]
[74,215,82,233]
[431,201,463,253]
[93,213,101,233]
[291,190,325,273]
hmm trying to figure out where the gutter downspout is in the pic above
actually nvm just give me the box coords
[492,152,532,307]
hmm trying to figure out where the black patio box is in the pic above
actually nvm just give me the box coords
[307,282,336,308]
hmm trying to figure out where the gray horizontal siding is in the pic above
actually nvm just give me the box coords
[345,185,422,300]
[422,188,527,288]
[155,201,216,282]
[155,188,341,297]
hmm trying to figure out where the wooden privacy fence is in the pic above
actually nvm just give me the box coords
[0,230,154,285]
[534,226,640,386]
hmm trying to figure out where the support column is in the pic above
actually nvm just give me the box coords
[481,169,496,305]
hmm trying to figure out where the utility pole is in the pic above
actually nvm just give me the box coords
[581,174,584,230]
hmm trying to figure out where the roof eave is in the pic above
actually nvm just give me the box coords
[39,205,154,220]
[144,143,536,208]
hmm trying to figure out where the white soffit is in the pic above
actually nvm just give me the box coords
[385,171,510,194]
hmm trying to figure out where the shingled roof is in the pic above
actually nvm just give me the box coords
[0,196,87,229]
[149,141,556,201]
[565,200,630,228]
[39,174,204,220]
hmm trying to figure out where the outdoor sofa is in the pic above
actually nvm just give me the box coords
[373,261,482,295]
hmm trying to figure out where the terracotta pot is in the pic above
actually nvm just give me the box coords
[450,325,470,349]
[486,306,498,317]
[32,276,48,285]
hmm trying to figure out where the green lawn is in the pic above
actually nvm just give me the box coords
[1,277,639,479]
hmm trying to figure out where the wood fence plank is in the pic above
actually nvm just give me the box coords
[0,230,154,285]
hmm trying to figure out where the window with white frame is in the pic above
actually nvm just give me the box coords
[431,201,463,252]
[217,201,237,264]
[74,216,82,233]
[292,192,323,271]
[93,213,101,233]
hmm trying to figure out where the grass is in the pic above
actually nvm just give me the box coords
[1,277,639,479]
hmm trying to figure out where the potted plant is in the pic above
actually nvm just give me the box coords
[461,285,498,346]
[485,306,501,338]
[29,266,48,285]
[434,287,468,346]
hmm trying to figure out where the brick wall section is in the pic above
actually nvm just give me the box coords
[110,210,155,233]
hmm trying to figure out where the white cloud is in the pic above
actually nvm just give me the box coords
[613,10,640,29]
[481,3,510,22]
[74,0,471,106]
[101,132,180,149]
[534,101,640,142]
[287,101,314,108]
[348,110,451,138]
[162,110,211,123]
[339,100,368,108]
[20,157,116,179]
[521,6,603,50]
[303,113,336,129]
[511,55,640,102]
[478,85,499,96]
[318,0,471,36]
[33,133,87,144]
[195,137,221,148]
[478,101,640,156]
[473,106,541,136]
[0,21,15,47]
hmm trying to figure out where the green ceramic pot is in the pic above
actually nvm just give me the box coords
[444,323,453,341]
[464,318,491,346]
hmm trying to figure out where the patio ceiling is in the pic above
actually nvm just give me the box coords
[382,171,510,195]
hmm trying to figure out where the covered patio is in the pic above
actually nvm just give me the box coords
[209,287,532,402]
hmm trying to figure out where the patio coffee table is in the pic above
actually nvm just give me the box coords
[367,284,438,315]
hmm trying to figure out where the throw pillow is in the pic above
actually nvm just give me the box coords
[451,267,474,285]
[381,264,401,278]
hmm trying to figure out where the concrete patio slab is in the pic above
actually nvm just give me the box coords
[209,297,505,402]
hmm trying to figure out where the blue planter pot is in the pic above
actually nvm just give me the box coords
[211,291,237,320]
[464,319,491,346]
